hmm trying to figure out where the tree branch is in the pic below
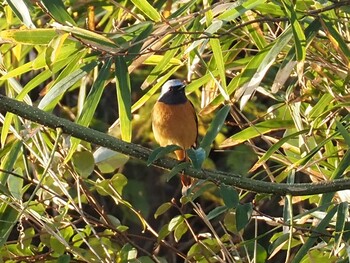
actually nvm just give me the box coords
[1,94,349,196]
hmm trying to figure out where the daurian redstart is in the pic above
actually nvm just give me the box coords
[152,79,198,186]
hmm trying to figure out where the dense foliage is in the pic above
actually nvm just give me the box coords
[0,0,350,262]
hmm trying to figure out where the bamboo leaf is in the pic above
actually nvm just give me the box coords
[52,23,120,54]
[6,0,35,28]
[217,0,266,21]
[40,0,76,25]
[209,38,229,99]
[291,205,337,263]
[45,33,69,71]
[65,59,112,162]
[130,0,161,22]
[38,61,98,111]
[200,105,230,154]
[221,120,295,148]
[0,28,57,45]
[115,56,132,142]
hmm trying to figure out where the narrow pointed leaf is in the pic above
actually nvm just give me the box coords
[200,105,230,154]
[130,0,161,22]
[115,56,132,142]
[66,59,112,161]
[41,0,76,25]
[38,61,98,111]
[220,120,295,148]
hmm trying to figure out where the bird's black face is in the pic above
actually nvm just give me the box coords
[158,79,187,105]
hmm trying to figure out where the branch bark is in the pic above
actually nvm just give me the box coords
[1,94,349,196]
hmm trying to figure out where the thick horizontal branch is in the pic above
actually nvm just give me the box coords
[0,94,349,196]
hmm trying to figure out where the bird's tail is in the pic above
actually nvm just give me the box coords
[175,149,193,187]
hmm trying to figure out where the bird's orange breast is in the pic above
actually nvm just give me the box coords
[152,101,197,150]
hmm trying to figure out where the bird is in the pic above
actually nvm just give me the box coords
[152,79,198,187]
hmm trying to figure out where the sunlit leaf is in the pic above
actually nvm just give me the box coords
[6,0,35,28]
[45,33,69,71]
[38,61,98,111]
[41,0,76,25]
[72,151,95,178]
[200,105,230,153]
[94,147,129,174]
[130,0,161,22]
[66,58,112,162]
[0,29,57,45]
[115,56,132,142]
[154,202,172,219]
[221,120,295,148]
[291,205,337,263]
[174,220,188,242]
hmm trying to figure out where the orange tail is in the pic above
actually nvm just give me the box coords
[175,149,192,187]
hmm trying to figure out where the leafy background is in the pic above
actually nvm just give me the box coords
[0,0,350,262]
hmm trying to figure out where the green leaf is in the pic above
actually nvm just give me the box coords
[237,28,293,109]
[281,0,306,62]
[224,211,237,233]
[66,58,112,162]
[157,224,171,242]
[0,140,22,185]
[0,203,19,247]
[207,206,227,220]
[115,56,132,142]
[7,169,23,200]
[72,151,95,178]
[336,120,350,147]
[250,129,306,171]
[209,38,228,99]
[1,112,14,147]
[174,220,188,242]
[130,0,162,22]
[217,0,266,21]
[291,205,337,263]
[200,105,230,154]
[41,0,76,25]
[154,202,172,219]
[95,173,128,196]
[94,148,129,174]
[110,173,128,195]
[334,202,348,253]
[166,162,191,182]
[142,34,185,88]
[221,120,295,147]
[168,215,184,231]
[45,33,69,71]
[0,29,57,45]
[57,254,71,263]
[236,203,253,231]
[147,145,181,166]
[187,147,206,169]
[220,184,239,209]
[6,0,35,28]
[321,15,350,60]
[126,23,153,61]
[53,23,120,54]
[38,60,98,111]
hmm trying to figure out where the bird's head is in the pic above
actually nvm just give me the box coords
[158,79,187,105]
